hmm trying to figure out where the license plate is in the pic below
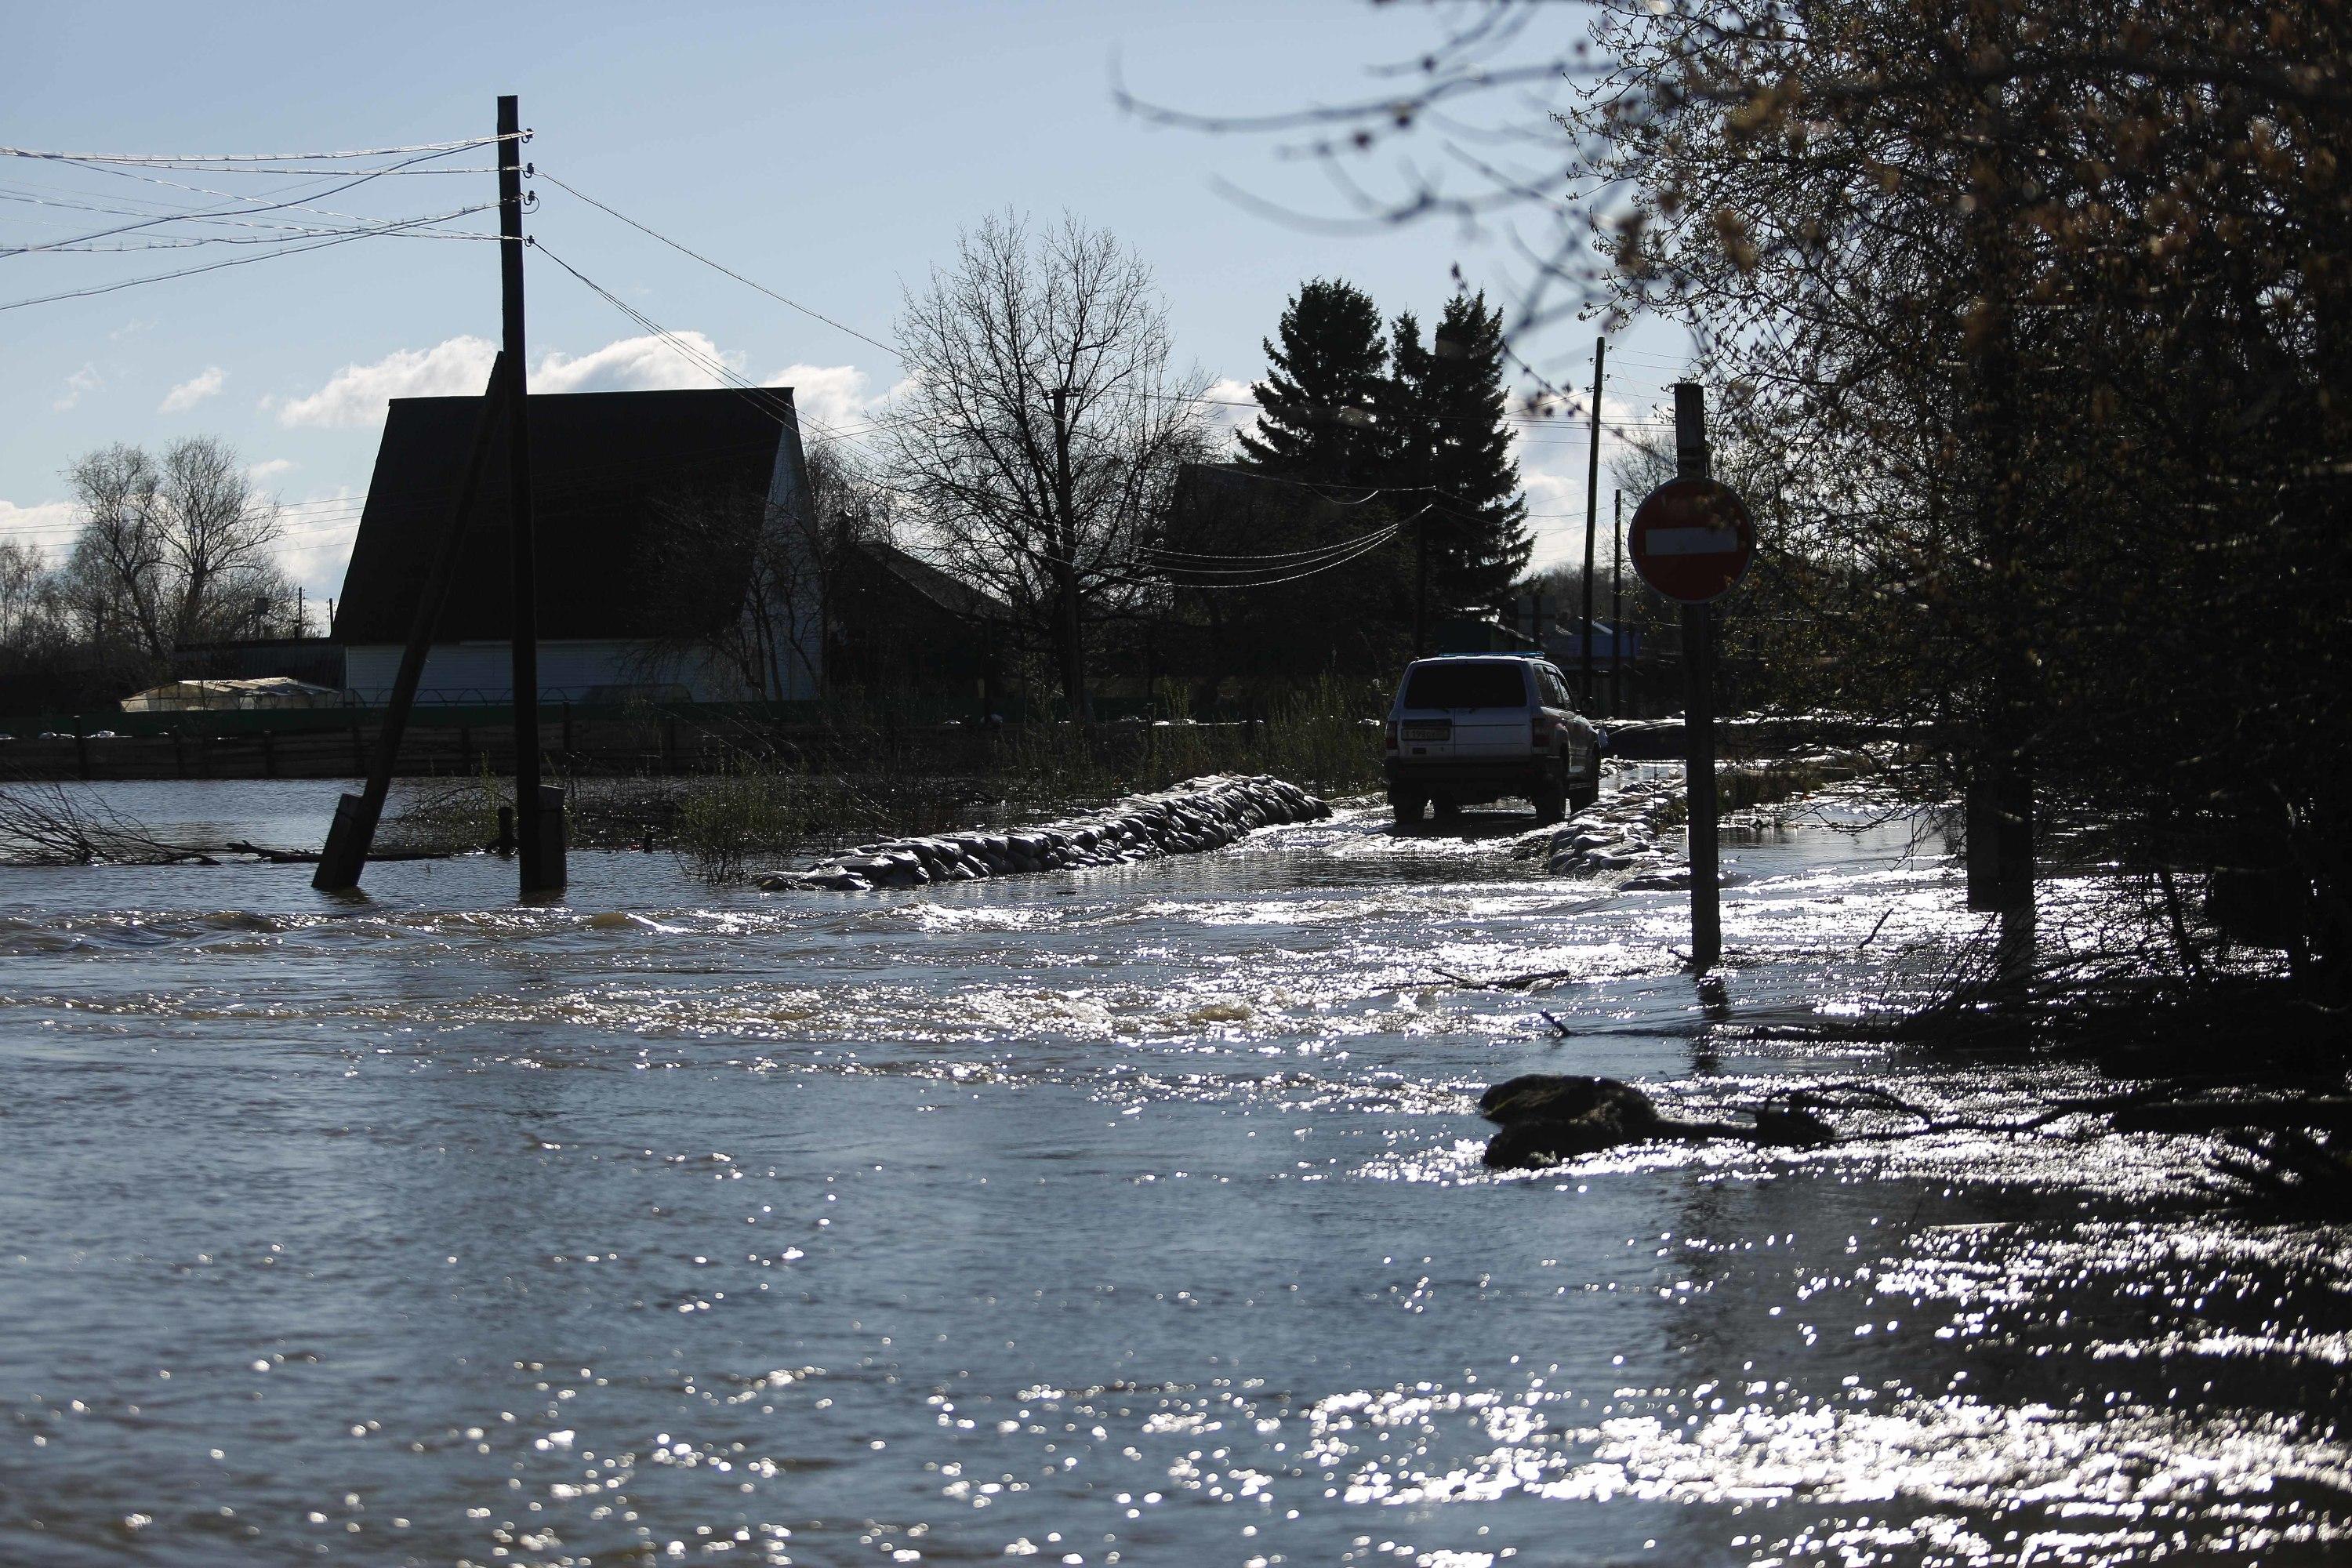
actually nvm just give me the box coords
[1403,721,1450,740]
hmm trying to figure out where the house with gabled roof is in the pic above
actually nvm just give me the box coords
[332,387,820,704]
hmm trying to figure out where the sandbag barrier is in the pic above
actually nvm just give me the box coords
[760,774,1330,892]
[1514,776,1689,886]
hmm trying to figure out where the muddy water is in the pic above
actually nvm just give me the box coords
[1,781,2346,1566]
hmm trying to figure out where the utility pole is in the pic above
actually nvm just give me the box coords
[1675,383,1719,970]
[499,93,563,895]
[1579,336,1606,706]
[1610,489,1623,716]
[1046,385,1091,720]
[1413,514,1429,658]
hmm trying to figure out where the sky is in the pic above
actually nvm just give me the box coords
[1,0,1701,616]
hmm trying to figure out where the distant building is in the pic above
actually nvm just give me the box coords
[171,636,344,691]
[1539,620,1641,671]
[826,541,1011,713]
[121,677,347,713]
[332,387,818,705]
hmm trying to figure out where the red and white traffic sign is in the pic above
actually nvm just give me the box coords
[1628,477,1755,604]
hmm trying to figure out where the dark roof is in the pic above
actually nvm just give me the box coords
[333,388,789,643]
[1174,462,1380,511]
[858,541,1008,622]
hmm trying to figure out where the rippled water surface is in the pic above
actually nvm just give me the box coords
[2,780,2346,1566]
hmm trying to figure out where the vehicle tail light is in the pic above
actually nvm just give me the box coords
[1385,720,1399,751]
[1531,717,1549,748]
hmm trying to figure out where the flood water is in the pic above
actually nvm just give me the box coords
[2,779,2346,1566]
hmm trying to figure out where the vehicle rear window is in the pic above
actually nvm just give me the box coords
[1402,662,1527,710]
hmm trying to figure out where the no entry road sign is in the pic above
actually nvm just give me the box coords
[1629,477,1755,604]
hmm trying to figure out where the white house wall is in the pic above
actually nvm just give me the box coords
[764,402,825,697]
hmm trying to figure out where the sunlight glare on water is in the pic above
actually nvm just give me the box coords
[0,780,2345,1565]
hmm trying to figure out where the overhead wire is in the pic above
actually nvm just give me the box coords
[0,135,510,166]
[1140,515,1405,561]
[0,206,495,312]
[5,140,493,258]
[1147,511,1421,590]
[1145,530,1402,576]
[535,169,901,361]
[12,206,499,253]
[0,163,503,236]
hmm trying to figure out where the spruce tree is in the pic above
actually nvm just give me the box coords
[1390,292,1532,615]
[1237,279,1388,485]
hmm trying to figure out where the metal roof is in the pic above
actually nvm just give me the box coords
[332,388,790,644]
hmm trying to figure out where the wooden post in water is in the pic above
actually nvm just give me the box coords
[314,358,510,891]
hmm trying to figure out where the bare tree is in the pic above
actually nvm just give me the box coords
[890,212,1209,718]
[58,436,289,677]
[157,435,286,648]
[0,539,58,653]
[59,443,169,665]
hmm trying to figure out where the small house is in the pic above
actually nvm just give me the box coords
[332,387,819,705]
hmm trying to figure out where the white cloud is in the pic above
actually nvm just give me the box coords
[272,487,365,611]
[0,499,77,562]
[278,334,905,455]
[1511,389,1672,575]
[1199,376,1261,454]
[278,335,498,427]
[159,365,227,413]
[53,364,102,412]
[762,361,899,437]
[532,331,742,395]
[278,332,771,429]
[247,458,297,484]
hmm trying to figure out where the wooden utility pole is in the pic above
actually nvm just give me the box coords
[499,93,563,894]
[1579,337,1606,706]
[312,358,508,892]
[1675,383,1720,969]
[1610,489,1623,716]
[1412,514,1430,658]
[1962,74,2033,917]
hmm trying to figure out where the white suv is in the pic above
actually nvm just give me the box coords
[1381,655,1603,826]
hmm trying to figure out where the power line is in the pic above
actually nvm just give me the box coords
[536,169,902,361]
[5,140,491,258]
[0,135,510,166]
[0,207,494,311]
[1153,512,1419,590]
[0,167,499,236]
[9,209,497,254]
[1141,517,1403,566]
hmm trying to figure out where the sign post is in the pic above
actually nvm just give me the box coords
[1628,384,1754,970]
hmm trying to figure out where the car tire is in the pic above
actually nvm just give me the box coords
[1432,797,1461,821]
[1389,790,1426,826]
[1569,779,1599,812]
[1531,762,1568,826]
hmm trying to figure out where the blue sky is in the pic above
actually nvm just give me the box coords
[2,1,1697,609]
